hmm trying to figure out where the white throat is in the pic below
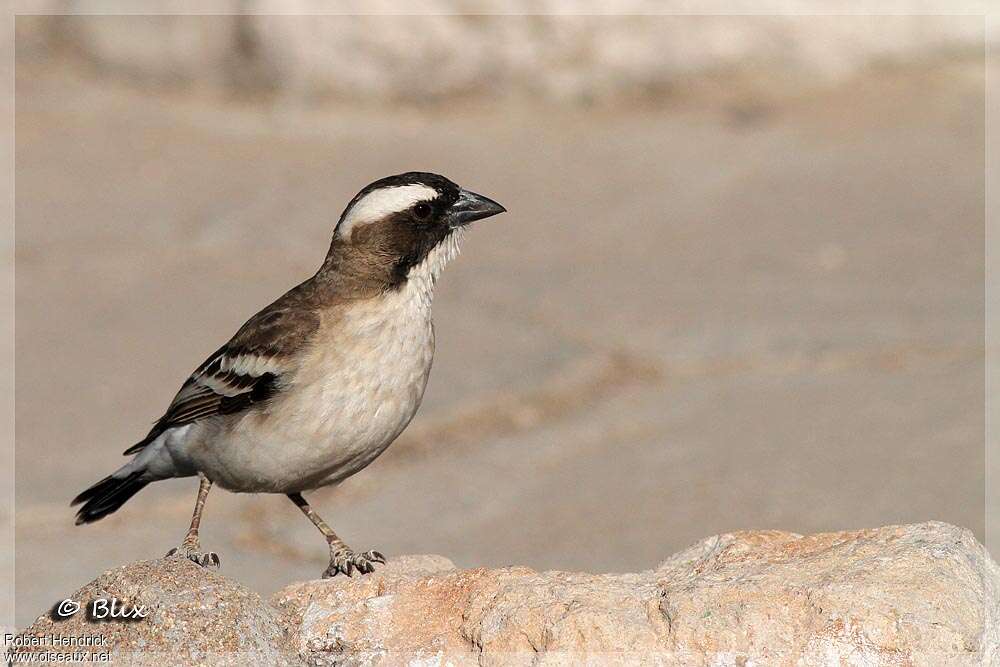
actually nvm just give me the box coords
[406,230,463,298]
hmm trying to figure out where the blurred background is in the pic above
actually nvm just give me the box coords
[14,7,990,628]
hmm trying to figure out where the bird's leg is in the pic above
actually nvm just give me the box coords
[166,474,220,568]
[287,492,385,578]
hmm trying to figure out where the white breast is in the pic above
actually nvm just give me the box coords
[202,233,462,492]
[299,277,436,460]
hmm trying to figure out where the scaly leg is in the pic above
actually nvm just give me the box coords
[287,492,385,577]
[166,474,220,568]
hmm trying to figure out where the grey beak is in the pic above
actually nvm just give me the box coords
[447,188,506,228]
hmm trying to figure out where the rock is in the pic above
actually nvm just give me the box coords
[21,9,988,103]
[653,523,1000,664]
[13,556,295,666]
[272,523,999,665]
[15,523,1000,665]
[47,13,242,87]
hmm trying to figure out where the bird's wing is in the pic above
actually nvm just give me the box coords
[123,300,320,456]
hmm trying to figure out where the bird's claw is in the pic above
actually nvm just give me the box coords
[323,548,386,578]
[166,545,221,569]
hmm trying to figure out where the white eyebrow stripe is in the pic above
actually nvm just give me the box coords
[338,184,439,238]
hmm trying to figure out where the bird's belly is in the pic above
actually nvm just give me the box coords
[208,393,423,492]
[191,309,435,493]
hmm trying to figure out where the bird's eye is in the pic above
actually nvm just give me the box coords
[413,203,432,220]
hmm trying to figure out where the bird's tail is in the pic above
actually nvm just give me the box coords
[71,469,149,525]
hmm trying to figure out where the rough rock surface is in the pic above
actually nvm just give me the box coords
[16,523,1000,665]
[13,557,295,666]
[274,523,1000,665]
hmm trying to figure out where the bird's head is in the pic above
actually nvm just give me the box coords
[328,172,505,289]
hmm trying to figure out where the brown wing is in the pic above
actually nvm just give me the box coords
[122,299,320,456]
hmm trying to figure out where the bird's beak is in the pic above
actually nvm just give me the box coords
[447,188,506,228]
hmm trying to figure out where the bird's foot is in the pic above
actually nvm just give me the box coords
[166,541,221,569]
[323,548,385,578]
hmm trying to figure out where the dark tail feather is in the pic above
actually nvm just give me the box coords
[71,470,149,525]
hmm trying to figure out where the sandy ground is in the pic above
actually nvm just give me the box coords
[14,58,985,627]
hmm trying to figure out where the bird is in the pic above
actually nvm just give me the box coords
[71,172,506,577]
